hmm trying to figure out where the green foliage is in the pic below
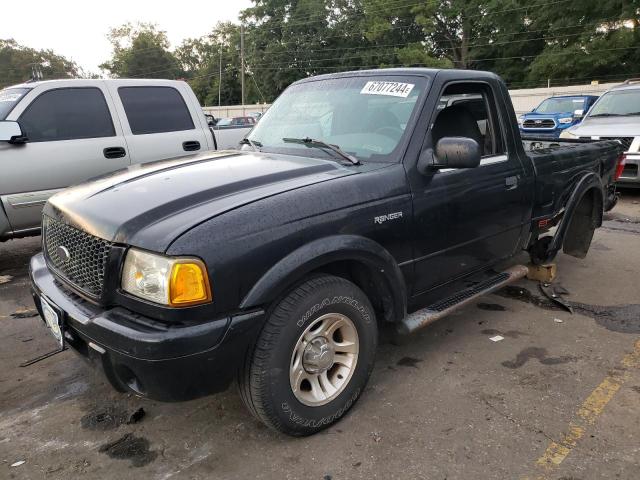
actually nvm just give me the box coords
[100,23,182,79]
[94,1,640,104]
[0,39,80,88]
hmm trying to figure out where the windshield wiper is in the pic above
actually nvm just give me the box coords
[588,113,623,117]
[282,137,360,165]
[239,138,262,150]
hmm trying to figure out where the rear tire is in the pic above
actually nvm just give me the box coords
[238,275,377,436]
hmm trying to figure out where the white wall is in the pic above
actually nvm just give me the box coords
[508,82,620,114]
[203,81,623,117]
[203,103,270,118]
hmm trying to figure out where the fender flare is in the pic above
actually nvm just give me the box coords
[547,172,604,259]
[239,235,408,322]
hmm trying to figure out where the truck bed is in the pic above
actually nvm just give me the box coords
[523,136,623,219]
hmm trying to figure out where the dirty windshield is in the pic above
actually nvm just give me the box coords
[535,97,586,114]
[0,88,30,120]
[247,76,428,162]
[587,89,640,117]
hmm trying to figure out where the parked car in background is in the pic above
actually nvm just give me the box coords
[247,111,264,120]
[0,79,244,241]
[204,113,217,126]
[561,79,640,187]
[29,68,623,436]
[518,95,598,138]
[231,116,256,126]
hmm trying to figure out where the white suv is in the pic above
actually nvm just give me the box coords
[561,79,640,187]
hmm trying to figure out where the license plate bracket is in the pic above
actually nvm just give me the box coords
[40,296,64,350]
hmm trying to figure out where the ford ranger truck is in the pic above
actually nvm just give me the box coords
[29,69,624,436]
[518,95,598,138]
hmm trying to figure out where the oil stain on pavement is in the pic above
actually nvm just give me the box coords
[98,433,157,467]
[477,303,507,311]
[501,347,577,369]
[81,406,130,431]
[396,357,422,368]
[495,285,640,334]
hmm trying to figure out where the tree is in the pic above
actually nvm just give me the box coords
[524,0,640,86]
[100,23,182,79]
[176,22,254,106]
[0,39,80,88]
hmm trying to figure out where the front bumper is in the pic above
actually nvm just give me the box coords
[29,253,264,401]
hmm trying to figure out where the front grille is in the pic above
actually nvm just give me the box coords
[523,118,556,129]
[43,216,112,297]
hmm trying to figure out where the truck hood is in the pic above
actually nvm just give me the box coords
[523,111,573,118]
[45,150,358,251]
[568,117,640,138]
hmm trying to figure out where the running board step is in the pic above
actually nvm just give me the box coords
[398,265,529,335]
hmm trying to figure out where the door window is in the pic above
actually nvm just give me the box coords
[119,86,194,135]
[18,88,115,142]
[431,83,506,158]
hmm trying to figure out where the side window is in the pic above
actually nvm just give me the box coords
[431,83,506,157]
[119,86,194,135]
[19,88,115,142]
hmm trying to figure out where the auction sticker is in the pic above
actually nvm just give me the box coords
[360,81,414,98]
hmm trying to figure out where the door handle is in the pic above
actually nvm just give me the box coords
[183,140,201,152]
[505,176,519,190]
[103,147,126,159]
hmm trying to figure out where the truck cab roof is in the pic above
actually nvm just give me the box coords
[4,78,188,90]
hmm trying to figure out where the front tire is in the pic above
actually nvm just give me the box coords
[239,275,377,436]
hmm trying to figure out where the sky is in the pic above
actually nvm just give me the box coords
[3,0,253,74]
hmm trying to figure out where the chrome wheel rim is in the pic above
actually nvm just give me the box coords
[289,313,359,407]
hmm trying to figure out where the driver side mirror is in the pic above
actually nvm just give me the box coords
[418,137,481,174]
[0,121,27,144]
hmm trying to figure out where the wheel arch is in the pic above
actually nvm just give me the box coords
[547,172,604,260]
[239,235,408,324]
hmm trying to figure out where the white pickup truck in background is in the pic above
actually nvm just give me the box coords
[0,79,250,241]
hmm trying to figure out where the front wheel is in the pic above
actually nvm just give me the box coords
[239,275,377,436]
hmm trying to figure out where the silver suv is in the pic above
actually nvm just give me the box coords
[561,79,640,187]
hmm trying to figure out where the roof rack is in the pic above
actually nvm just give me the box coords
[622,78,640,85]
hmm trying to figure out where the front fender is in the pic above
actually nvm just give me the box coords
[239,235,407,321]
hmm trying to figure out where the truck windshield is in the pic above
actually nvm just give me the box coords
[535,97,584,114]
[0,88,31,120]
[588,90,640,117]
[247,76,428,162]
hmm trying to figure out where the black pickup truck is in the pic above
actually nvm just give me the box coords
[30,68,624,436]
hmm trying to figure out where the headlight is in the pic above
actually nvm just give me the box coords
[558,117,573,124]
[121,248,212,307]
[559,130,578,139]
[517,116,524,126]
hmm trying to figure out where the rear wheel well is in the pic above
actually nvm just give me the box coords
[563,187,602,258]
[308,260,397,325]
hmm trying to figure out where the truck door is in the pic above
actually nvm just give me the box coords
[106,82,210,164]
[0,83,130,234]
[408,81,527,295]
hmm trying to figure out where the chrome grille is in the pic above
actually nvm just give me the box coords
[43,216,112,297]
[523,118,556,129]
